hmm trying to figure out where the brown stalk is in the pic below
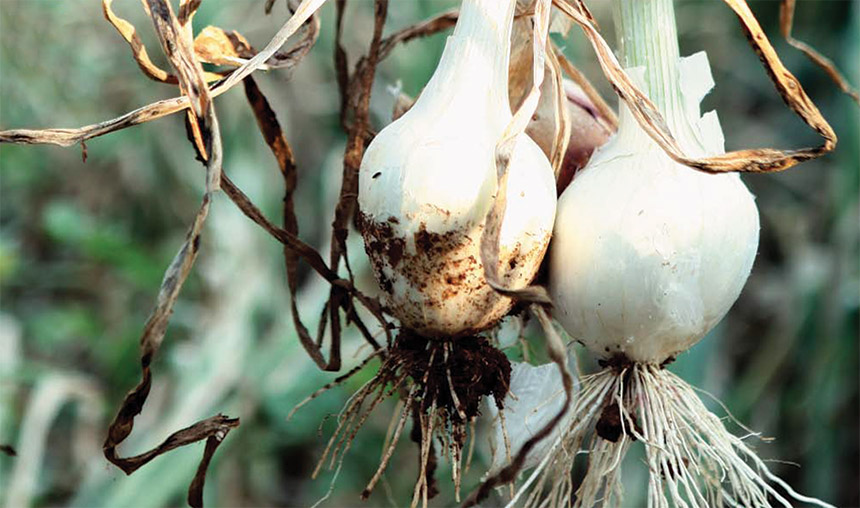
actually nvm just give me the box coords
[780,0,859,105]
[552,0,837,174]
[463,305,574,507]
[102,3,234,507]
[102,0,177,84]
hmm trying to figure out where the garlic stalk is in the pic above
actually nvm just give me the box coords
[359,0,557,338]
[549,0,759,365]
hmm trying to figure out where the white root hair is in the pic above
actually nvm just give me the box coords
[512,364,835,508]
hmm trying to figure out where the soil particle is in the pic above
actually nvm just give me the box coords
[357,212,406,268]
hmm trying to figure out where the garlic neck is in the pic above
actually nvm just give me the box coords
[418,0,516,130]
[613,0,700,152]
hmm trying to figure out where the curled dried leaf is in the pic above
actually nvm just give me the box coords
[553,0,837,174]
[194,26,255,66]
[103,3,231,506]
[480,0,554,306]
[102,0,177,84]
[780,0,859,105]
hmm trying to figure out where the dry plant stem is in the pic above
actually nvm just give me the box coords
[463,304,574,507]
[242,75,383,369]
[552,0,837,174]
[780,0,859,104]
[480,0,554,305]
[552,43,618,130]
[102,2,234,507]
[103,0,177,83]
[329,0,388,279]
[0,2,448,148]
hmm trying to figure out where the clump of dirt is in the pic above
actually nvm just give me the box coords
[395,331,511,422]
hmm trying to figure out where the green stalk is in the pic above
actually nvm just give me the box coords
[613,0,688,137]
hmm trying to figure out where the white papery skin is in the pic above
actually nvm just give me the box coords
[486,361,574,474]
[549,54,759,364]
[358,0,556,337]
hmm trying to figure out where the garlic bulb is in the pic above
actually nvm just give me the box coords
[549,48,759,364]
[358,0,557,338]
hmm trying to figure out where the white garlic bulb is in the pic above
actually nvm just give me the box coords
[549,53,759,364]
[358,0,557,338]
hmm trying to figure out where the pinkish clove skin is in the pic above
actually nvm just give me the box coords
[556,79,613,195]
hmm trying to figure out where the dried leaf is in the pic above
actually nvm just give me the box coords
[480,0,554,305]
[780,0,859,105]
[463,305,573,507]
[102,0,177,84]
[553,0,837,174]
[553,43,618,131]
[2,0,326,146]
[243,76,337,369]
[103,3,231,506]
[194,26,254,66]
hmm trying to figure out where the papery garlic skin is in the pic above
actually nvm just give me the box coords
[549,54,759,364]
[358,0,556,337]
[486,361,574,474]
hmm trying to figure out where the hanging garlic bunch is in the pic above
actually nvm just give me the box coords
[492,0,836,506]
[358,0,557,338]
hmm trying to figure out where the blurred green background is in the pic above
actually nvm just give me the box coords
[0,0,857,506]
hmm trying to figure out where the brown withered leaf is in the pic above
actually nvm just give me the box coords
[463,305,574,507]
[480,0,554,306]
[780,0,859,105]
[102,0,177,84]
[377,9,458,61]
[194,26,255,66]
[553,0,837,174]
[553,43,618,131]
[244,76,356,369]
[103,2,231,506]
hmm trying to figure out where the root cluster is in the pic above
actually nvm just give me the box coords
[513,363,834,508]
[308,332,511,506]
